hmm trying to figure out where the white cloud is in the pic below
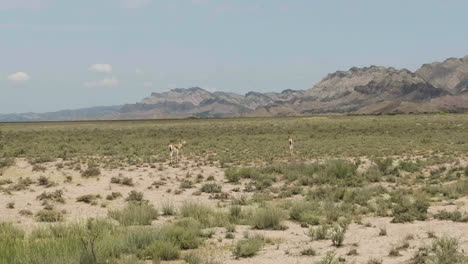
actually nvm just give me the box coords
[89,64,113,73]
[84,78,119,88]
[143,81,153,87]
[7,72,30,82]
[121,0,152,9]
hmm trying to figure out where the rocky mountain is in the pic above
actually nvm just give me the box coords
[254,56,468,116]
[416,56,468,95]
[1,55,467,121]
[118,87,305,119]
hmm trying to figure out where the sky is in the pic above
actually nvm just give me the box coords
[1,0,467,113]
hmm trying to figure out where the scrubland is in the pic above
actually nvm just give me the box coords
[0,114,467,263]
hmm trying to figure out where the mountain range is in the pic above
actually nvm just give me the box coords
[1,55,467,122]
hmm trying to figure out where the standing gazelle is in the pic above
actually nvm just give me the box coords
[288,137,294,155]
[168,139,186,165]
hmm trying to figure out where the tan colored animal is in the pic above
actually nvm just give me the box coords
[288,137,294,155]
[168,139,186,164]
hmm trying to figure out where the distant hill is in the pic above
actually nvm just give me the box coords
[1,55,467,122]
[0,106,122,122]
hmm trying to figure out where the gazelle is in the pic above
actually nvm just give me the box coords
[168,139,186,165]
[288,137,294,155]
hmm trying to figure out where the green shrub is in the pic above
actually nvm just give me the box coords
[224,168,242,183]
[184,253,220,264]
[373,157,394,174]
[82,167,101,177]
[143,241,180,260]
[37,190,65,203]
[111,176,134,186]
[314,252,339,264]
[330,225,346,247]
[35,209,64,222]
[391,195,429,223]
[126,191,144,202]
[161,202,176,216]
[431,236,464,264]
[434,210,467,222]
[200,183,222,193]
[300,248,316,256]
[159,224,201,249]
[106,192,122,200]
[179,202,226,228]
[77,194,100,204]
[325,159,358,180]
[309,224,329,240]
[251,206,285,230]
[108,202,158,225]
[398,161,422,172]
[233,235,264,258]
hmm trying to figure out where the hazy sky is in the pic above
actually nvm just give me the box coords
[1,0,467,113]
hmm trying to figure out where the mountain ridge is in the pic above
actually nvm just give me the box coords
[1,55,467,121]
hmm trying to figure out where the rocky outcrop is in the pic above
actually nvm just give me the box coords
[416,56,468,95]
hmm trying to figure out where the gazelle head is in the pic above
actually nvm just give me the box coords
[180,139,187,145]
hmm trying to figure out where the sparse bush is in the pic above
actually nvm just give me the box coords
[32,164,46,172]
[300,248,316,256]
[224,168,242,183]
[374,157,394,174]
[19,209,33,216]
[108,201,159,225]
[431,236,464,264]
[434,210,467,222]
[142,241,180,261]
[82,167,101,177]
[308,224,329,240]
[389,247,401,256]
[200,183,222,193]
[233,235,264,258]
[106,192,122,200]
[367,258,382,264]
[398,160,422,173]
[330,225,346,247]
[76,194,100,204]
[314,252,339,264]
[162,202,176,216]
[391,195,429,223]
[179,202,226,228]
[37,175,53,187]
[35,209,64,222]
[111,176,134,186]
[126,190,144,202]
[251,206,285,230]
[37,190,65,203]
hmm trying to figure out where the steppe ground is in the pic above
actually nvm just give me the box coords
[0,114,467,264]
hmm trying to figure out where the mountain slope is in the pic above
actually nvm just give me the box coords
[417,56,468,94]
[1,55,467,121]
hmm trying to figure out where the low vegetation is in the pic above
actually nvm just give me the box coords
[108,202,159,225]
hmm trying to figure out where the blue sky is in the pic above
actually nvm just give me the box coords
[1,0,467,113]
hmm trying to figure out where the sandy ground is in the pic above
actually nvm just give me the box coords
[0,158,467,263]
